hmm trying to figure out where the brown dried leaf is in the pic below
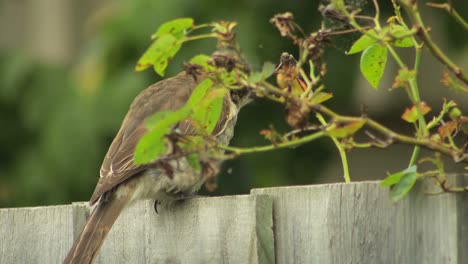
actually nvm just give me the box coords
[401,102,431,123]
[438,121,457,139]
[286,100,311,129]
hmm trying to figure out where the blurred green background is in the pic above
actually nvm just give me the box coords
[0,0,467,207]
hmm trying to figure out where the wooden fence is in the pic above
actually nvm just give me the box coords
[1,181,466,263]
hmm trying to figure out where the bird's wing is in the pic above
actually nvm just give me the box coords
[89,71,205,205]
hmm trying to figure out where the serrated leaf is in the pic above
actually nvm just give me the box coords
[381,165,417,187]
[401,102,431,123]
[390,25,414,48]
[151,18,194,40]
[326,119,365,138]
[348,30,378,54]
[360,44,388,89]
[135,34,181,76]
[134,129,168,164]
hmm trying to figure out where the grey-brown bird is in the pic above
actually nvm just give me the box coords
[63,65,249,263]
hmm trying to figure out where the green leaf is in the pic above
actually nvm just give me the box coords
[187,79,214,107]
[391,67,415,89]
[347,30,378,54]
[310,91,333,104]
[381,165,417,187]
[248,61,276,83]
[390,171,418,202]
[390,25,414,48]
[187,78,228,133]
[186,153,202,172]
[135,34,182,76]
[189,54,215,71]
[330,0,346,11]
[360,43,388,89]
[134,129,168,164]
[192,88,228,133]
[145,108,191,130]
[136,107,193,164]
[248,72,262,83]
[262,61,276,79]
[326,120,365,138]
[381,165,418,202]
[151,18,194,40]
[220,70,238,87]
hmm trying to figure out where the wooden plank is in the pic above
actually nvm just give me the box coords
[0,203,87,263]
[1,181,465,263]
[456,175,468,262]
[251,181,466,264]
[87,195,274,264]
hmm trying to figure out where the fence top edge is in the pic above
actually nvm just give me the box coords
[1,181,383,210]
[251,180,382,194]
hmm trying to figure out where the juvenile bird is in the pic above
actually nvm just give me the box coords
[63,58,249,263]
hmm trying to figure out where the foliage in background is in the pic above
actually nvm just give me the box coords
[0,0,330,207]
[134,0,468,201]
[0,0,466,206]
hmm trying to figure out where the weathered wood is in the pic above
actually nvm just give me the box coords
[0,195,274,264]
[0,203,88,264]
[251,181,467,264]
[95,195,274,264]
[1,181,466,264]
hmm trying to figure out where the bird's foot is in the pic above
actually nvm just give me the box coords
[153,200,160,214]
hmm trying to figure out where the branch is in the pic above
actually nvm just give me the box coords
[312,104,468,163]
[399,0,468,84]
[218,131,326,155]
[426,2,468,31]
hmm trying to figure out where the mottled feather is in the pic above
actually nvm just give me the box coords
[90,71,215,205]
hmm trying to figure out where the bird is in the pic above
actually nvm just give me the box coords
[63,61,250,263]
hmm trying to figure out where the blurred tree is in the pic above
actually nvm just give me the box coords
[0,0,466,207]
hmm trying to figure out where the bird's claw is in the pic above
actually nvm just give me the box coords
[153,200,160,214]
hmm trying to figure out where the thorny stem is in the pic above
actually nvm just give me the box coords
[399,0,468,84]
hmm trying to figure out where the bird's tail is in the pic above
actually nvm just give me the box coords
[63,189,133,264]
